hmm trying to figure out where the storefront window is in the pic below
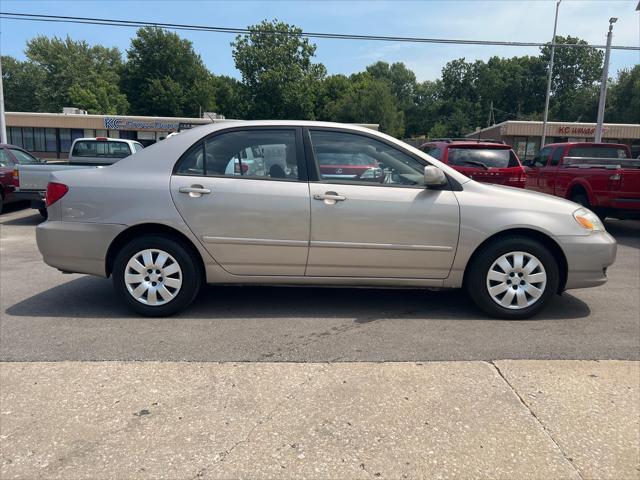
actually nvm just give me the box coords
[45,129,57,152]
[84,129,95,138]
[34,128,46,151]
[9,127,22,147]
[22,128,35,151]
[59,129,72,153]
[96,129,108,138]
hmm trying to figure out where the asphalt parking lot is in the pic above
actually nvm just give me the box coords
[1,203,639,363]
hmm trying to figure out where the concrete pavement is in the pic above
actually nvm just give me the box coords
[1,360,638,479]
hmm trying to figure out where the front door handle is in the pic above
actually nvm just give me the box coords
[179,185,211,197]
[313,192,346,205]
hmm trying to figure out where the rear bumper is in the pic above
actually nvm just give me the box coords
[555,231,617,290]
[36,220,126,277]
[13,191,46,210]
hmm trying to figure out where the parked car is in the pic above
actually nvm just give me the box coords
[36,121,616,319]
[14,137,143,217]
[523,142,640,220]
[0,143,43,213]
[419,139,526,188]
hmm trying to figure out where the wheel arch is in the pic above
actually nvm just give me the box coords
[462,228,568,293]
[105,223,206,279]
[566,180,593,203]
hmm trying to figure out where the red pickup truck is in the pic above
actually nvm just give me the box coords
[524,142,640,220]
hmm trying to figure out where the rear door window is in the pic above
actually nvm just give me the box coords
[447,148,519,169]
[568,146,629,159]
[72,141,132,158]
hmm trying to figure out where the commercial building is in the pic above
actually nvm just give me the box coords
[466,120,640,160]
[4,110,223,159]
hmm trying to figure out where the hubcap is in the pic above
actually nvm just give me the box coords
[486,251,547,310]
[124,249,182,306]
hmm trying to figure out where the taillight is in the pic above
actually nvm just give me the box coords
[46,182,69,207]
[12,168,19,188]
[508,170,527,188]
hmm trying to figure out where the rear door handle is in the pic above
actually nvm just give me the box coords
[179,185,211,197]
[313,192,346,204]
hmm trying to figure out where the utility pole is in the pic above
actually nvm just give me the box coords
[0,56,7,144]
[595,18,618,143]
[541,0,561,148]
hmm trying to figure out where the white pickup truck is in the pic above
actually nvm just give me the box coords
[14,137,144,217]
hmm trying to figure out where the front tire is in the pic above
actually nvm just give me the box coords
[112,234,202,316]
[466,236,560,319]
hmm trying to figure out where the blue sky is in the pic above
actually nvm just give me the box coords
[1,0,639,81]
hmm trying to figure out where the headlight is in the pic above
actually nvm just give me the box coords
[573,208,604,232]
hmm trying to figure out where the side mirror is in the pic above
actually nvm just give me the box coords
[424,166,447,187]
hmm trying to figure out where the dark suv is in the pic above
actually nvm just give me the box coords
[419,139,526,188]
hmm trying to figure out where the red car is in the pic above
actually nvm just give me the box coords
[420,139,527,188]
[316,152,385,182]
[0,143,41,213]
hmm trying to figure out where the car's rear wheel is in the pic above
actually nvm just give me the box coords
[112,234,202,316]
[571,192,606,221]
[466,236,560,319]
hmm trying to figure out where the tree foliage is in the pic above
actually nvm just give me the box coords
[121,27,216,117]
[231,19,326,120]
[2,24,637,139]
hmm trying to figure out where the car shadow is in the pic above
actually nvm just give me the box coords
[5,276,591,322]
[604,219,640,249]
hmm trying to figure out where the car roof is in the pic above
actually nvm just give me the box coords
[422,140,511,149]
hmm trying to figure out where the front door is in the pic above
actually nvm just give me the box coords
[170,128,310,276]
[305,129,459,279]
[525,146,552,191]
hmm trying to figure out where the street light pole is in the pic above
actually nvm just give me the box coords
[0,56,7,144]
[541,0,561,148]
[595,18,617,143]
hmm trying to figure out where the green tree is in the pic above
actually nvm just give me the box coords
[1,56,45,112]
[540,35,604,120]
[607,65,640,123]
[315,74,352,121]
[231,19,326,119]
[333,73,405,137]
[212,75,249,119]
[25,35,128,114]
[122,27,215,116]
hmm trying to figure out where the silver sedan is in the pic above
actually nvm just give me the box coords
[36,121,616,319]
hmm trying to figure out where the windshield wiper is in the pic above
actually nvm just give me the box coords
[461,160,489,170]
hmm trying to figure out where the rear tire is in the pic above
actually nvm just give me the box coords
[112,234,202,317]
[465,236,560,320]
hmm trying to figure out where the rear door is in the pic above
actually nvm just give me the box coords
[525,146,552,191]
[305,128,459,279]
[446,146,520,185]
[170,127,311,276]
[538,146,564,194]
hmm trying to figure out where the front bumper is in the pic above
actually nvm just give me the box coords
[36,220,126,277]
[556,231,617,290]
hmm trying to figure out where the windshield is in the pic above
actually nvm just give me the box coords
[9,148,39,164]
[448,148,519,168]
[568,146,629,159]
[72,140,132,158]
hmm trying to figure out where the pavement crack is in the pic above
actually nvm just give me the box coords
[488,361,585,480]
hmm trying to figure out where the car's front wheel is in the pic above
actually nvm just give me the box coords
[112,234,202,316]
[466,236,560,319]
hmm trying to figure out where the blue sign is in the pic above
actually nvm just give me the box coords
[104,117,180,131]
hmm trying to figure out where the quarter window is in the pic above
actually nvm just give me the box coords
[310,130,426,186]
[0,149,12,167]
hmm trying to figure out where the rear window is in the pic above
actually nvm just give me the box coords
[448,148,519,169]
[568,146,629,159]
[71,140,132,158]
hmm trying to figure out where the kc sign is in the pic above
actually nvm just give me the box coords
[104,117,180,131]
[556,125,608,137]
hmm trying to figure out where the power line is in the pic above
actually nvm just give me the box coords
[1,11,639,51]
